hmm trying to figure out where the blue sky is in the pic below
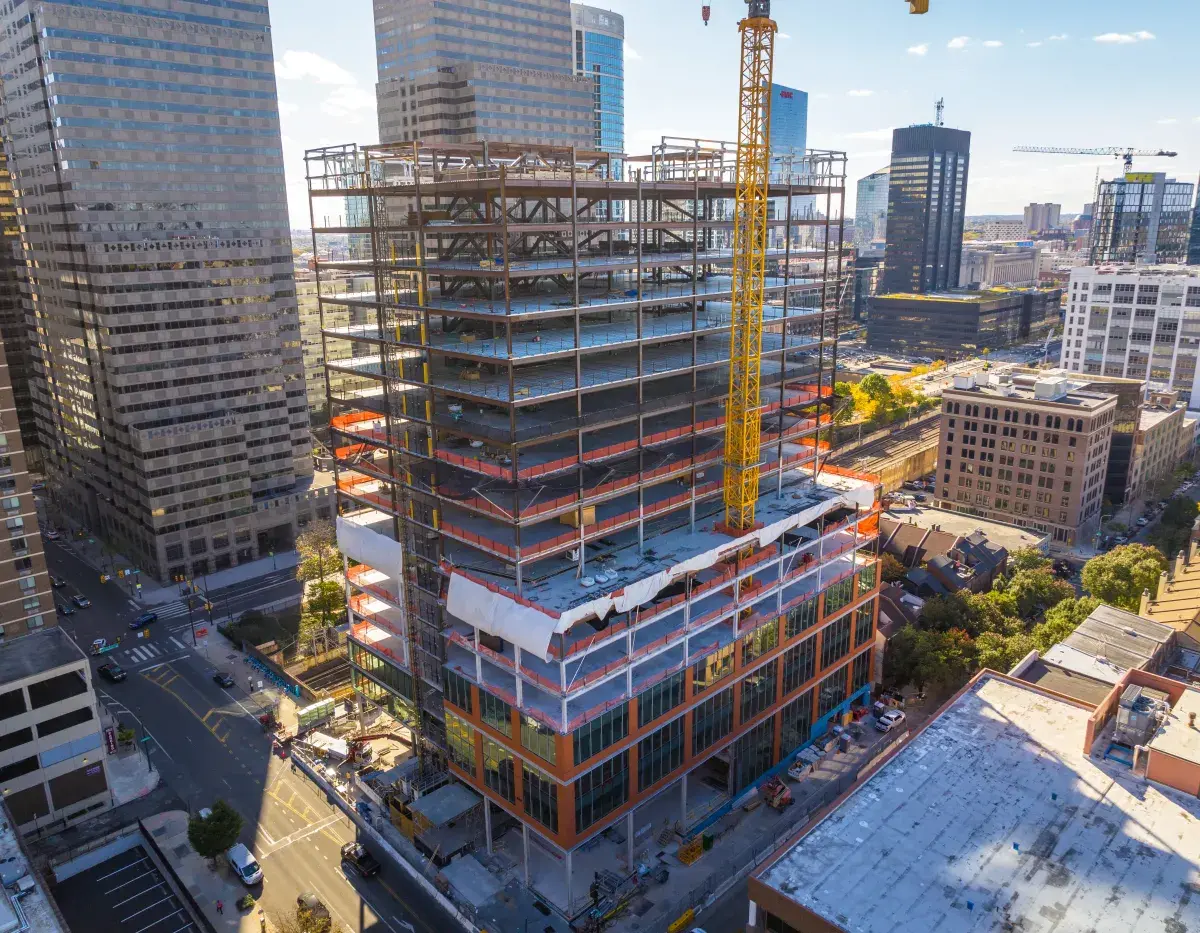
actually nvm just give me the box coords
[271,0,1200,228]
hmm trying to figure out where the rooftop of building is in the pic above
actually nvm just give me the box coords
[1073,263,1200,279]
[1139,405,1181,431]
[881,504,1048,554]
[1149,685,1200,767]
[1017,656,1115,705]
[754,672,1200,933]
[943,374,1116,410]
[874,286,1050,303]
[0,627,84,684]
[1041,603,1174,684]
[1143,538,1200,645]
[0,802,65,932]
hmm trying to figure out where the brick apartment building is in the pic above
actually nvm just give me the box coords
[935,373,1116,548]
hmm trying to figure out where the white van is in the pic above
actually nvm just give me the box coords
[227,843,262,885]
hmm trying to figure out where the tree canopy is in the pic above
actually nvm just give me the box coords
[1080,544,1167,611]
[296,520,340,584]
[187,799,243,861]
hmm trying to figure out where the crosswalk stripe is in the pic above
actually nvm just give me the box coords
[128,648,148,662]
[169,637,186,651]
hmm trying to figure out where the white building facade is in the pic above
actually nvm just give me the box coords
[1060,266,1200,405]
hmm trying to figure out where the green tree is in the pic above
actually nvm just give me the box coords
[1007,547,1051,573]
[918,592,971,633]
[880,552,906,583]
[301,579,345,639]
[187,799,243,862]
[1002,568,1075,621]
[911,628,976,693]
[274,903,340,933]
[964,589,1022,637]
[1081,544,1168,611]
[296,520,340,584]
[1148,496,1199,559]
[857,373,893,407]
[975,631,1036,674]
[1030,596,1100,652]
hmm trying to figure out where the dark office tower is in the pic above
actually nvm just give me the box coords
[880,125,971,295]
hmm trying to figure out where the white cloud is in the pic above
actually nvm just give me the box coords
[1048,33,1068,41]
[983,40,1003,48]
[847,89,874,97]
[321,85,375,120]
[777,32,791,40]
[1026,41,1043,47]
[1157,118,1179,125]
[947,36,970,49]
[279,101,299,116]
[1094,31,1155,44]
[275,49,355,85]
[625,44,641,61]
[907,43,929,56]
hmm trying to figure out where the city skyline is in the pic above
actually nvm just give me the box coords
[273,0,1200,229]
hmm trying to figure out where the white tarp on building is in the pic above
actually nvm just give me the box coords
[446,474,875,661]
[337,516,403,581]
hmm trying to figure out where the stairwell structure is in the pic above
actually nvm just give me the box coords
[305,139,881,908]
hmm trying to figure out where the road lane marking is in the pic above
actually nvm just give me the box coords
[169,636,187,651]
[137,654,189,672]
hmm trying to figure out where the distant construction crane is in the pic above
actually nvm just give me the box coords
[935,97,944,127]
[719,0,927,533]
[1012,146,1178,174]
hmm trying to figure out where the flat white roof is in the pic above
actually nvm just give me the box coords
[1149,688,1200,767]
[757,674,1200,933]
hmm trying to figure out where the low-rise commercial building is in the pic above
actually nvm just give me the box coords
[935,373,1117,548]
[748,668,1200,933]
[1130,398,1187,503]
[867,287,1061,359]
[958,243,1041,288]
[1060,266,1200,404]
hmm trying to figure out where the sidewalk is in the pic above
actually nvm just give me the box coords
[142,810,269,933]
[106,749,161,806]
[44,502,298,605]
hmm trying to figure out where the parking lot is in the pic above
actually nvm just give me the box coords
[53,844,196,933]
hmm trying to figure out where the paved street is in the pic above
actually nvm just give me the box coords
[46,540,444,933]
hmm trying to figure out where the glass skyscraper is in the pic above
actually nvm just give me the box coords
[572,5,625,160]
[881,125,971,295]
[1089,173,1194,265]
[769,83,808,162]
[854,168,890,257]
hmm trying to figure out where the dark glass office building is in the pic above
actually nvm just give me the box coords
[880,126,971,295]
[1189,177,1200,265]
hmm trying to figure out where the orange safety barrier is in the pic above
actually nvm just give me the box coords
[435,449,510,479]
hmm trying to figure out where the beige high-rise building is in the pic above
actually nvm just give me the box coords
[0,0,312,582]
[935,373,1116,548]
[373,0,594,147]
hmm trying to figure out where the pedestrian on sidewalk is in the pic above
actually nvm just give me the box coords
[216,900,223,915]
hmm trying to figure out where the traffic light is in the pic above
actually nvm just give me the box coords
[100,573,109,583]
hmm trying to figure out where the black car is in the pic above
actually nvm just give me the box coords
[97,662,126,682]
[129,611,158,629]
[56,602,76,617]
[212,671,235,688]
[340,842,381,878]
[50,575,65,589]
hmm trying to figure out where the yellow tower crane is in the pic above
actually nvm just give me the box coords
[720,0,928,533]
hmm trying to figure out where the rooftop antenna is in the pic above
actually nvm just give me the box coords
[935,97,944,127]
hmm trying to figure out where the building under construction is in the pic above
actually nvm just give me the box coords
[306,139,881,913]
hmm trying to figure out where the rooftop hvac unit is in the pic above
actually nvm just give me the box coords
[1033,377,1070,400]
[952,374,976,390]
[1113,684,1171,748]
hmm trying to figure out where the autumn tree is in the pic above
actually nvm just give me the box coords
[880,552,906,583]
[1030,596,1100,652]
[296,520,340,584]
[1081,544,1168,611]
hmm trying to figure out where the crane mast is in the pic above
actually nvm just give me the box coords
[722,0,775,533]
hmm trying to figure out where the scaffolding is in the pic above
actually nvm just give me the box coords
[306,135,859,768]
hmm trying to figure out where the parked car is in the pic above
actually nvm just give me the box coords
[340,842,381,878]
[49,575,65,589]
[875,709,907,733]
[56,602,76,617]
[227,843,262,885]
[913,493,927,502]
[212,671,235,688]
[43,529,60,541]
[1136,517,1149,528]
[129,611,158,629]
[71,593,90,608]
[97,662,126,682]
